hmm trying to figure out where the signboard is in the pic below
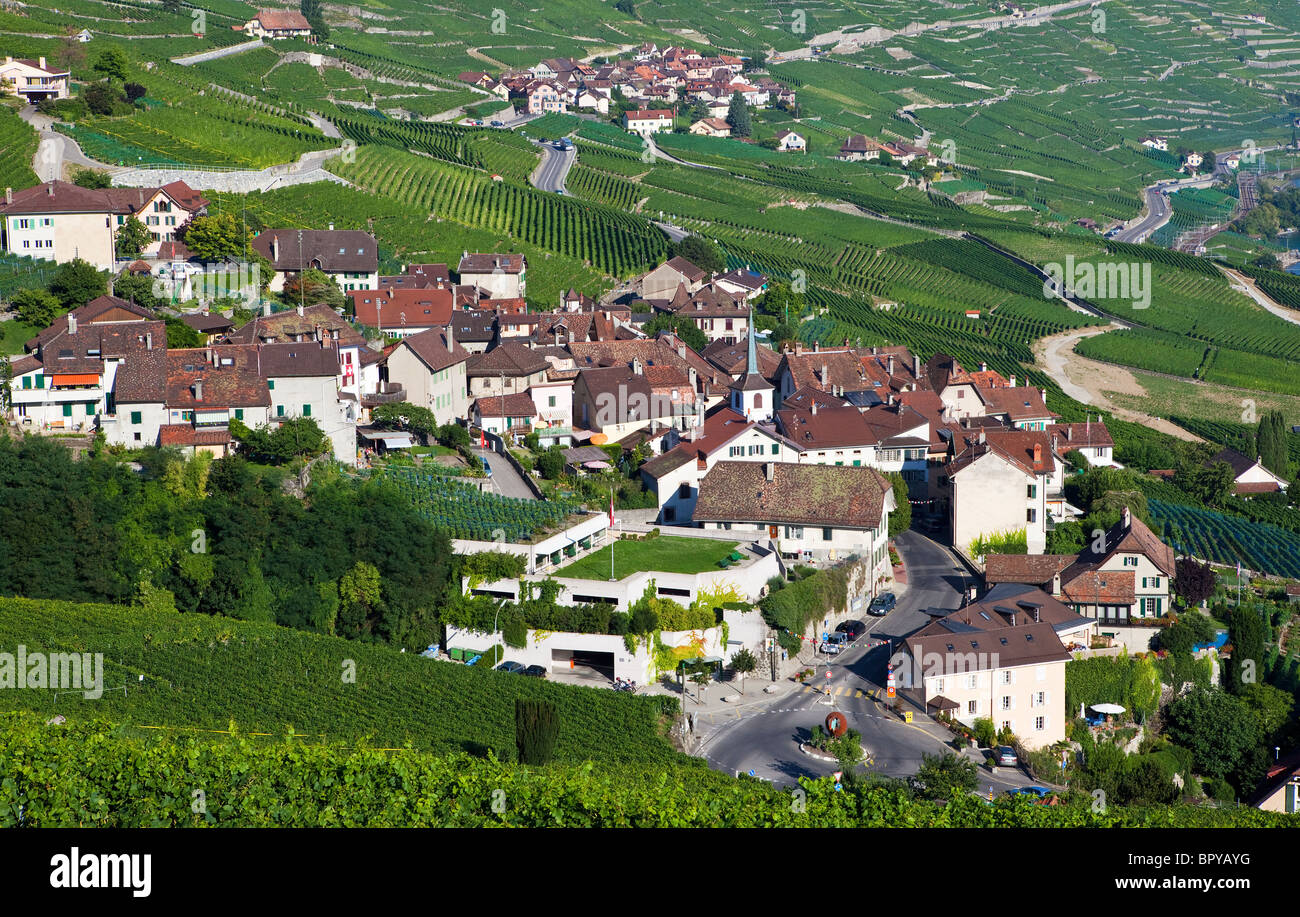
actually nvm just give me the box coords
[887,684,896,698]
[825,670,832,680]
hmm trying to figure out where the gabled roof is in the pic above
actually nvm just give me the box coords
[694,461,892,530]
[166,347,271,409]
[0,180,206,216]
[466,341,550,378]
[1066,509,1176,579]
[251,229,377,273]
[458,252,525,275]
[1048,421,1113,450]
[253,9,311,30]
[226,302,366,348]
[349,287,453,330]
[473,392,538,419]
[950,428,1057,478]
[983,553,1075,586]
[256,341,342,378]
[640,408,769,478]
[398,327,469,374]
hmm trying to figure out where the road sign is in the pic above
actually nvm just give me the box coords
[887,685,896,698]
[902,710,912,723]
[825,670,832,680]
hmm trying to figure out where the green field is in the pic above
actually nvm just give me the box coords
[560,536,741,580]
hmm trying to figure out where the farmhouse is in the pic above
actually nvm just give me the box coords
[0,56,69,103]
[623,108,675,135]
[241,9,313,39]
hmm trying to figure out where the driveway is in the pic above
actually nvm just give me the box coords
[473,447,536,500]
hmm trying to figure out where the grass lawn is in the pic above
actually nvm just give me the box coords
[559,536,741,580]
[0,319,40,355]
[1107,371,1300,428]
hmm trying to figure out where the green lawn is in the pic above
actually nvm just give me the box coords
[0,319,39,355]
[560,535,741,580]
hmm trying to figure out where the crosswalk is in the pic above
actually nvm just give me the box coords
[799,685,877,698]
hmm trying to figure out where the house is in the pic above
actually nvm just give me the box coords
[242,9,313,39]
[689,117,731,138]
[223,302,371,397]
[383,326,470,426]
[898,586,1081,750]
[1250,749,1300,813]
[465,341,550,400]
[471,392,538,436]
[525,79,568,114]
[640,256,707,301]
[984,506,1176,625]
[1208,447,1289,496]
[0,57,70,103]
[639,408,786,524]
[1047,420,1115,467]
[256,341,359,464]
[457,252,526,299]
[701,336,782,384]
[251,229,378,293]
[8,297,163,432]
[1183,151,1204,171]
[157,346,273,458]
[349,286,454,339]
[946,428,1061,556]
[1139,136,1169,152]
[572,363,695,442]
[649,283,749,345]
[179,310,236,344]
[773,129,805,152]
[694,461,894,575]
[379,263,451,290]
[713,268,768,302]
[623,108,675,135]
[0,180,209,270]
[835,135,884,162]
[574,89,609,115]
[76,29,93,43]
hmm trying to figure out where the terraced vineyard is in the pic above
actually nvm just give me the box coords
[0,106,38,190]
[1151,500,1300,578]
[375,468,584,541]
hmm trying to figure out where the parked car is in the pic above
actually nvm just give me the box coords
[522,665,548,679]
[821,633,848,654]
[490,119,504,127]
[994,745,1019,767]
[496,661,525,674]
[867,593,896,616]
[1005,786,1052,800]
[836,620,866,640]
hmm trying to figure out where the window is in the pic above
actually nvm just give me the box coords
[771,443,779,455]
[822,527,833,541]
[1001,671,1011,685]
[935,678,944,693]
[965,675,977,690]
[784,525,803,539]
[21,376,30,389]
[133,432,141,442]
[1000,696,1011,711]
[729,445,744,457]
[664,507,676,522]
[302,404,311,417]
[1035,691,1045,707]
[967,700,977,715]
[277,405,285,418]
[548,395,556,408]
[1002,721,1011,733]
[234,409,244,421]
[1027,508,1037,523]
[1123,556,1137,567]
[62,403,72,417]
[678,483,691,499]
[1035,716,1045,731]
[267,380,275,390]
[1035,666,1046,682]
[1027,484,1037,498]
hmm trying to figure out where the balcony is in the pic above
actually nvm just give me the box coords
[361,382,406,406]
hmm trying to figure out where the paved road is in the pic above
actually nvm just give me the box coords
[1112,186,1171,244]
[693,531,1039,789]
[530,140,576,194]
[473,447,536,500]
[21,105,116,181]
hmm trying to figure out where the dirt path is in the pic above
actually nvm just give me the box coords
[1220,265,1300,327]
[1033,325,1202,441]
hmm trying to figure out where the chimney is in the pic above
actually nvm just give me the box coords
[765,462,774,482]
[794,342,803,356]
[811,400,817,416]
[146,331,153,350]
[980,362,987,373]
[207,345,215,365]
[67,313,77,335]
[297,302,304,317]
[194,378,203,402]
[872,346,878,355]
[888,354,895,376]
[1040,387,1048,405]
[813,340,820,353]
[1008,375,1016,388]
[887,392,895,406]
[632,359,643,375]
[39,56,46,70]
[271,235,280,262]
[1051,433,1059,453]
[913,353,920,377]
[3,187,10,205]
[978,430,986,445]
[1122,505,1131,529]
[1033,443,1043,465]
[1051,572,1061,596]
[47,183,55,197]
[446,320,455,349]
[328,222,334,232]
[678,343,686,359]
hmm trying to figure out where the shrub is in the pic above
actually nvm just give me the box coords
[973,718,996,748]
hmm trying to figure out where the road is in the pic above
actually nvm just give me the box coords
[530,140,576,194]
[473,447,537,500]
[695,531,1034,790]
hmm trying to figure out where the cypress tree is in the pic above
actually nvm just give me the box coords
[515,698,559,765]
[726,91,751,137]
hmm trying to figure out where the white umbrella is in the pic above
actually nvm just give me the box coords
[1091,703,1126,715]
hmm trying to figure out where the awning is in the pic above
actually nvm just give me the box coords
[51,374,99,386]
[927,695,959,711]
[359,430,414,448]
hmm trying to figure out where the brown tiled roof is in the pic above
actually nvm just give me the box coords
[254,9,311,30]
[251,230,377,273]
[226,303,365,348]
[777,403,875,449]
[1234,481,1284,495]
[1048,421,1113,450]
[1066,510,1175,578]
[399,327,468,373]
[1059,569,1135,605]
[931,584,1087,631]
[576,365,664,424]
[694,461,891,529]
[466,341,549,378]
[702,337,781,380]
[950,428,1056,478]
[166,348,271,409]
[905,621,1070,674]
[256,341,341,378]
[349,288,453,330]
[473,393,537,418]
[979,385,1052,422]
[780,348,885,396]
[458,253,525,275]
[180,312,236,334]
[662,256,706,282]
[983,554,1074,586]
[640,408,760,478]
[159,425,235,448]
[113,346,168,404]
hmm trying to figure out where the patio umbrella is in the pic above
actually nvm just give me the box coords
[583,460,611,470]
[1090,703,1126,714]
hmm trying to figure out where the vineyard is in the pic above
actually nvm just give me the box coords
[374,467,584,541]
[0,598,681,766]
[1150,500,1300,579]
[0,106,38,190]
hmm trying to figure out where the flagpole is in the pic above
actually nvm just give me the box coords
[610,486,615,582]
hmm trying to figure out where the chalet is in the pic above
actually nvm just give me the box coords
[773,129,806,153]
[0,56,70,103]
[242,9,313,39]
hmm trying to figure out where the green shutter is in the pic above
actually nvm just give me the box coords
[35,375,44,389]
[277,405,285,417]
[770,443,778,455]
[303,404,311,417]
[235,409,243,421]
[62,403,72,417]
[21,376,30,389]
[267,379,274,390]
[131,411,142,424]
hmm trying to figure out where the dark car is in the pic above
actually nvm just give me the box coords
[496,661,525,674]
[522,665,548,679]
[1005,786,1052,800]
[836,620,866,640]
[867,593,896,616]
[490,119,505,127]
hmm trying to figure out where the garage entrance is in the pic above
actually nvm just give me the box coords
[551,648,615,683]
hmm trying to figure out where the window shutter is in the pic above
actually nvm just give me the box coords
[1010,695,1016,710]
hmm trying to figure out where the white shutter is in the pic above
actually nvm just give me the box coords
[1045,690,1051,707]
[1010,695,1016,710]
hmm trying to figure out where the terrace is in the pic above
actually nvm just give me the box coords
[557,534,744,581]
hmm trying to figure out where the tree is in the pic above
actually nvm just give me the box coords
[115,216,152,258]
[301,0,330,40]
[113,270,159,310]
[1228,603,1267,695]
[57,26,87,72]
[536,446,565,480]
[1118,756,1179,805]
[1129,655,1161,723]
[92,46,129,86]
[669,235,723,275]
[726,90,751,137]
[1241,682,1294,741]
[1174,557,1217,608]
[1165,688,1261,784]
[0,356,11,416]
[730,647,757,694]
[123,82,147,103]
[973,717,996,748]
[1177,460,1234,507]
[49,258,108,309]
[744,50,767,72]
[613,0,637,16]
[755,280,805,324]
[72,167,113,189]
[885,471,911,536]
[371,402,438,441]
[11,288,62,328]
[1257,411,1288,478]
[164,316,203,348]
[283,268,344,311]
[1046,520,1084,555]
[910,751,977,801]
[514,698,559,765]
[641,312,708,351]
[181,212,251,263]
[230,416,328,464]
[82,82,120,116]
[337,560,383,638]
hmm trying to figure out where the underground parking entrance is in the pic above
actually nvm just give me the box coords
[551,647,616,683]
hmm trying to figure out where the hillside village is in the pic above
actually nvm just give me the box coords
[1,0,1299,838]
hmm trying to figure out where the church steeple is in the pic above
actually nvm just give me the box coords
[729,310,773,422]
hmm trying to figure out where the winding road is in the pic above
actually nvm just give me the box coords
[529,140,576,194]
